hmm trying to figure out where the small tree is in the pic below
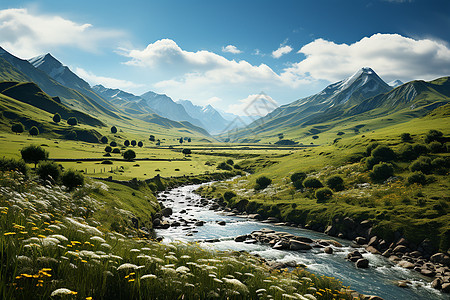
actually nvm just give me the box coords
[226,159,234,166]
[326,175,345,191]
[105,146,112,153]
[100,136,108,144]
[303,177,323,189]
[179,137,183,144]
[424,129,443,144]
[37,161,62,183]
[316,187,333,202]
[111,126,118,134]
[67,131,77,140]
[365,142,380,156]
[123,149,136,161]
[138,141,143,147]
[131,140,137,147]
[29,126,39,136]
[400,133,412,142]
[67,117,78,126]
[369,162,394,182]
[255,176,272,190]
[182,148,192,156]
[371,145,395,162]
[223,191,236,201]
[20,145,48,168]
[291,172,306,183]
[53,113,61,123]
[149,135,155,142]
[124,140,130,147]
[11,123,24,134]
[62,169,84,191]
[110,141,117,147]
[187,138,192,142]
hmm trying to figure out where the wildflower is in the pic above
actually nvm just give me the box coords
[86,297,93,300]
[117,263,139,271]
[176,266,190,274]
[4,232,16,236]
[90,236,106,243]
[50,288,78,296]
[140,274,157,280]
[223,278,249,294]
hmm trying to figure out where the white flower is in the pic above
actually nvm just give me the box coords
[50,288,77,297]
[223,278,249,294]
[50,234,68,242]
[176,266,190,273]
[90,236,106,243]
[140,274,157,280]
[117,263,139,271]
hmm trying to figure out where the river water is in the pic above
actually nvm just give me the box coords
[155,183,448,300]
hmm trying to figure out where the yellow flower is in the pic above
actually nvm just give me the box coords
[128,279,135,282]
[4,232,16,236]
[86,297,93,300]
[37,235,46,238]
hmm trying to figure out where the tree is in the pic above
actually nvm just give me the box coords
[149,135,155,142]
[138,141,143,147]
[100,136,108,144]
[179,137,183,144]
[124,140,130,147]
[67,117,78,126]
[123,149,136,161]
[303,177,323,189]
[316,187,333,202]
[182,149,191,156]
[369,162,394,182]
[29,126,39,136]
[111,126,118,134]
[326,175,345,191]
[20,145,48,168]
[291,172,306,183]
[424,129,443,144]
[187,138,192,143]
[67,131,77,140]
[53,113,61,123]
[131,140,137,147]
[105,146,112,153]
[11,123,24,134]
[400,133,412,142]
[277,133,284,140]
[62,169,84,191]
[110,141,117,147]
[36,161,61,183]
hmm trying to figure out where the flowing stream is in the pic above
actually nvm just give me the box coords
[155,183,448,300]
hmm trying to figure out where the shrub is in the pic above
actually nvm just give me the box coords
[217,162,232,171]
[131,140,137,146]
[431,157,449,175]
[11,123,24,134]
[398,144,416,161]
[369,162,394,182]
[371,145,395,162]
[407,172,427,185]
[62,169,84,191]
[138,141,143,147]
[149,135,155,142]
[124,140,130,147]
[315,187,333,202]
[226,159,234,166]
[412,143,429,156]
[409,156,432,174]
[36,161,61,183]
[428,141,443,153]
[101,160,113,165]
[111,126,117,134]
[223,191,236,201]
[66,130,77,140]
[100,136,108,144]
[365,156,380,170]
[234,164,242,170]
[303,177,323,189]
[326,175,345,191]
[67,117,78,126]
[29,126,39,136]
[112,148,121,154]
[255,176,272,190]
[20,145,48,168]
[105,146,112,153]
[291,172,306,183]
[400,133,412,142]
[424,129,443,143]
[123,149,136,161]
[365,142,379,156]
[110,141,117,147]
[182,149,191,156]
[53,113,61,123]
[292,180,303,190]
[0,157,29,177]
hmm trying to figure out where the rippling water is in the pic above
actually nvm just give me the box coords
[155,183,449,300]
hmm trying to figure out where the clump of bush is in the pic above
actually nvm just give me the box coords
[365,142,379,156]
[112,148,121,154]
[428,141,443,153]
[400,133,413,142]
[365,144,395,170]
[407,172,427,185]
[62,169,84,191]
[431,157,449,175]
[217,162,232,171]
[105,146,112,153]
[36,161,62,183]
[20,145,49,168]
[291,172,307,189]
[424,129,443,144]
[326,175,345,191]
[233,164,242,170]
[409,156,432,174]
[226,159,234,166]
[101,160,113,165]
[315,187,333,202]
[123,149,136,161]
[223,191,237,201]
[255,176,272,190]
[0,157,29,177]
[303,177,323,189]
[369,162,394,182]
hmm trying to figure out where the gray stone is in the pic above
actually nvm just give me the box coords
[355,237,367,245]
[356,258,369,268]
[397,260,415,269]
[324,246,333,254]
[161,207,173,217]
[289,239,312,251]
[234,235,248,243]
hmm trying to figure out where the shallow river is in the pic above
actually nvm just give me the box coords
[155,183,448,300]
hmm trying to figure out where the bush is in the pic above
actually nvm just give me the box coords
[138,141,143,147]
[400,133,412,142]
[398,144,416,161]
[36,161,61,183]
[131,140,137,147]
[66,130,77,140]
[365,142,379,156]
[428,141,443,153]
[431,157,449,175]
[291,172,306,183]
[424,129,443,143]
[292,180,303,190]
[315,187,333,202]
[217,162,232,171]
[67,117,78,126]
[111,126,117,134]
[110,141,117,147]
[223,191,236,201]
[100,136,108,144]
[326,175,345,191]
[0,157,29,177]
[101,160,113,165]
[112,148,121,154]
[369,163,394,182]
[29,126,39,136]
[105,146,112,153]
[123,149,136,161]
[182,149,191,156]
[303,177,323,189]
[412,143,429,156]
[407,172,427,185]
[234,164,242,170]
[20,145,48,168]
[364,156,380,170]
[124,140,130,147]
[255,176,272,190]
[11,123,24,134]
[409,156,432,174]
[371,145,395,162]
[52,113,61,123]
[226,159,234,166]
[62,169,84,191]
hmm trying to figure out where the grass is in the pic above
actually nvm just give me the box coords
[0,170,354,300]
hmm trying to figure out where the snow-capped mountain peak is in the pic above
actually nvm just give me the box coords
[388,79,404,88]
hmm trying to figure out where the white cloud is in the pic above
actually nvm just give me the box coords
[287,33,450,83]
[206,96,222,105]
[226,93,278,117]
[0,8,124,57]
[222,45,242,54]
[272,45,293,58]
[74,67,143,90]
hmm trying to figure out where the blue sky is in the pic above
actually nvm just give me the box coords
[0,0,449,114]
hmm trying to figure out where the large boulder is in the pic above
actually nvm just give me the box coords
[431,253,450,266]
[356,258,369,268]
[161,207,173,217]
[273,240,289,250]
[289,239,312,251]
[397,260,415,269]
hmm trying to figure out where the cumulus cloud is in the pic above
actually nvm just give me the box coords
[74,67,143,90]
[272,45,293,58]
[0,8,124,57]
[222,45,242,54]
[226,93,278,116]
[286,33,450,83]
